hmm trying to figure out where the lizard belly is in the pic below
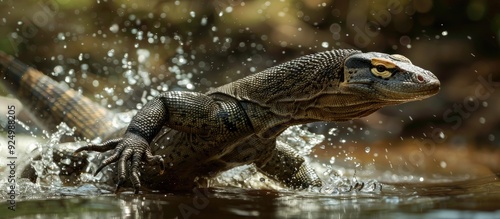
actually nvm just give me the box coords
[140,127,262,190]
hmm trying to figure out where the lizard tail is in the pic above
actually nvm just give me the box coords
[0,52,117,140]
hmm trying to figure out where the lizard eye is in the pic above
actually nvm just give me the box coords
[370,58,395,79]
[375,65,386,73]
[370,64,392,79]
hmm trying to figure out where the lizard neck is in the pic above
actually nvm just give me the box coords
[209,49,362,116]
[239,101,294,139]
[211,49,360,108]
[240,98,385,139]
[210,49,370,138]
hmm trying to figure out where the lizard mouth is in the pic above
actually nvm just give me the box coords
[376,81,441,102]
[342,80,440,102]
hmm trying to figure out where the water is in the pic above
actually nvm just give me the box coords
[2,177,500,218]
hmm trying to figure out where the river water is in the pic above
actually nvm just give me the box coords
[1,175,500,218]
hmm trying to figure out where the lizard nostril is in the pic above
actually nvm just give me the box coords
[417,74,424,83]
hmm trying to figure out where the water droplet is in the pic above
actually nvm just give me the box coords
[488,134,495,141]
[479,117,486,124]
[116,99,123,106]
[328,128,339,136]
[124,86,133,94]
[321,42,329,48]
[57,32,65,41]
[201,16,208,26]
[399,35,411,46]
[364,147,371,153]
[438,131,445,139]
[329,157,335,164]
[104,87,114,95]
[107,49,115,57]
[137,49,150,63]
[440,161,447,168]
[109,23,119,33]
[64,76,70,83]
[53,65,64,76]
[178,56,187,65]
[441,31,448,36]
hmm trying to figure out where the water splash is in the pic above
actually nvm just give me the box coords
[137,49,152,86]
[210,125,325,190]
[278,125,325,156]
[31,122,75,187]
[210,125,381,194]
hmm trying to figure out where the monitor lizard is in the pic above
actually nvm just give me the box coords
[0,49,440,193]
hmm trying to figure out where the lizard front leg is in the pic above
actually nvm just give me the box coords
[256,141,322,189]
[75,91,223,193]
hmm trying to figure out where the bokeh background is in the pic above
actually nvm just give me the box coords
[1,0,499,182]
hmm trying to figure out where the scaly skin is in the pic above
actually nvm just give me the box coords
[0,50,440,193]
[0,52,118,140]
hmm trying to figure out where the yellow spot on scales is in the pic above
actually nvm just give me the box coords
[389,54,412,63]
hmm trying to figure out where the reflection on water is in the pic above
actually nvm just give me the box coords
[2,176,500,219]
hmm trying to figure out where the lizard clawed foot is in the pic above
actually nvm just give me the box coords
[74,133,165,194]
[74,138,123,154]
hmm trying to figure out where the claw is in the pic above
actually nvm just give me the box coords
[115,179,125,194]
[74,138,122,154]
[132,178,141,194]
[94,164,107,176]
[93,147,123,175]
[145,150,165,175]
[357,182,365,191]
[75,133,161,194]
[130,152,143,194]
[158,161,165,175]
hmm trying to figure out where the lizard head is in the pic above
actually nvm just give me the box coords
[340,52,440,103]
